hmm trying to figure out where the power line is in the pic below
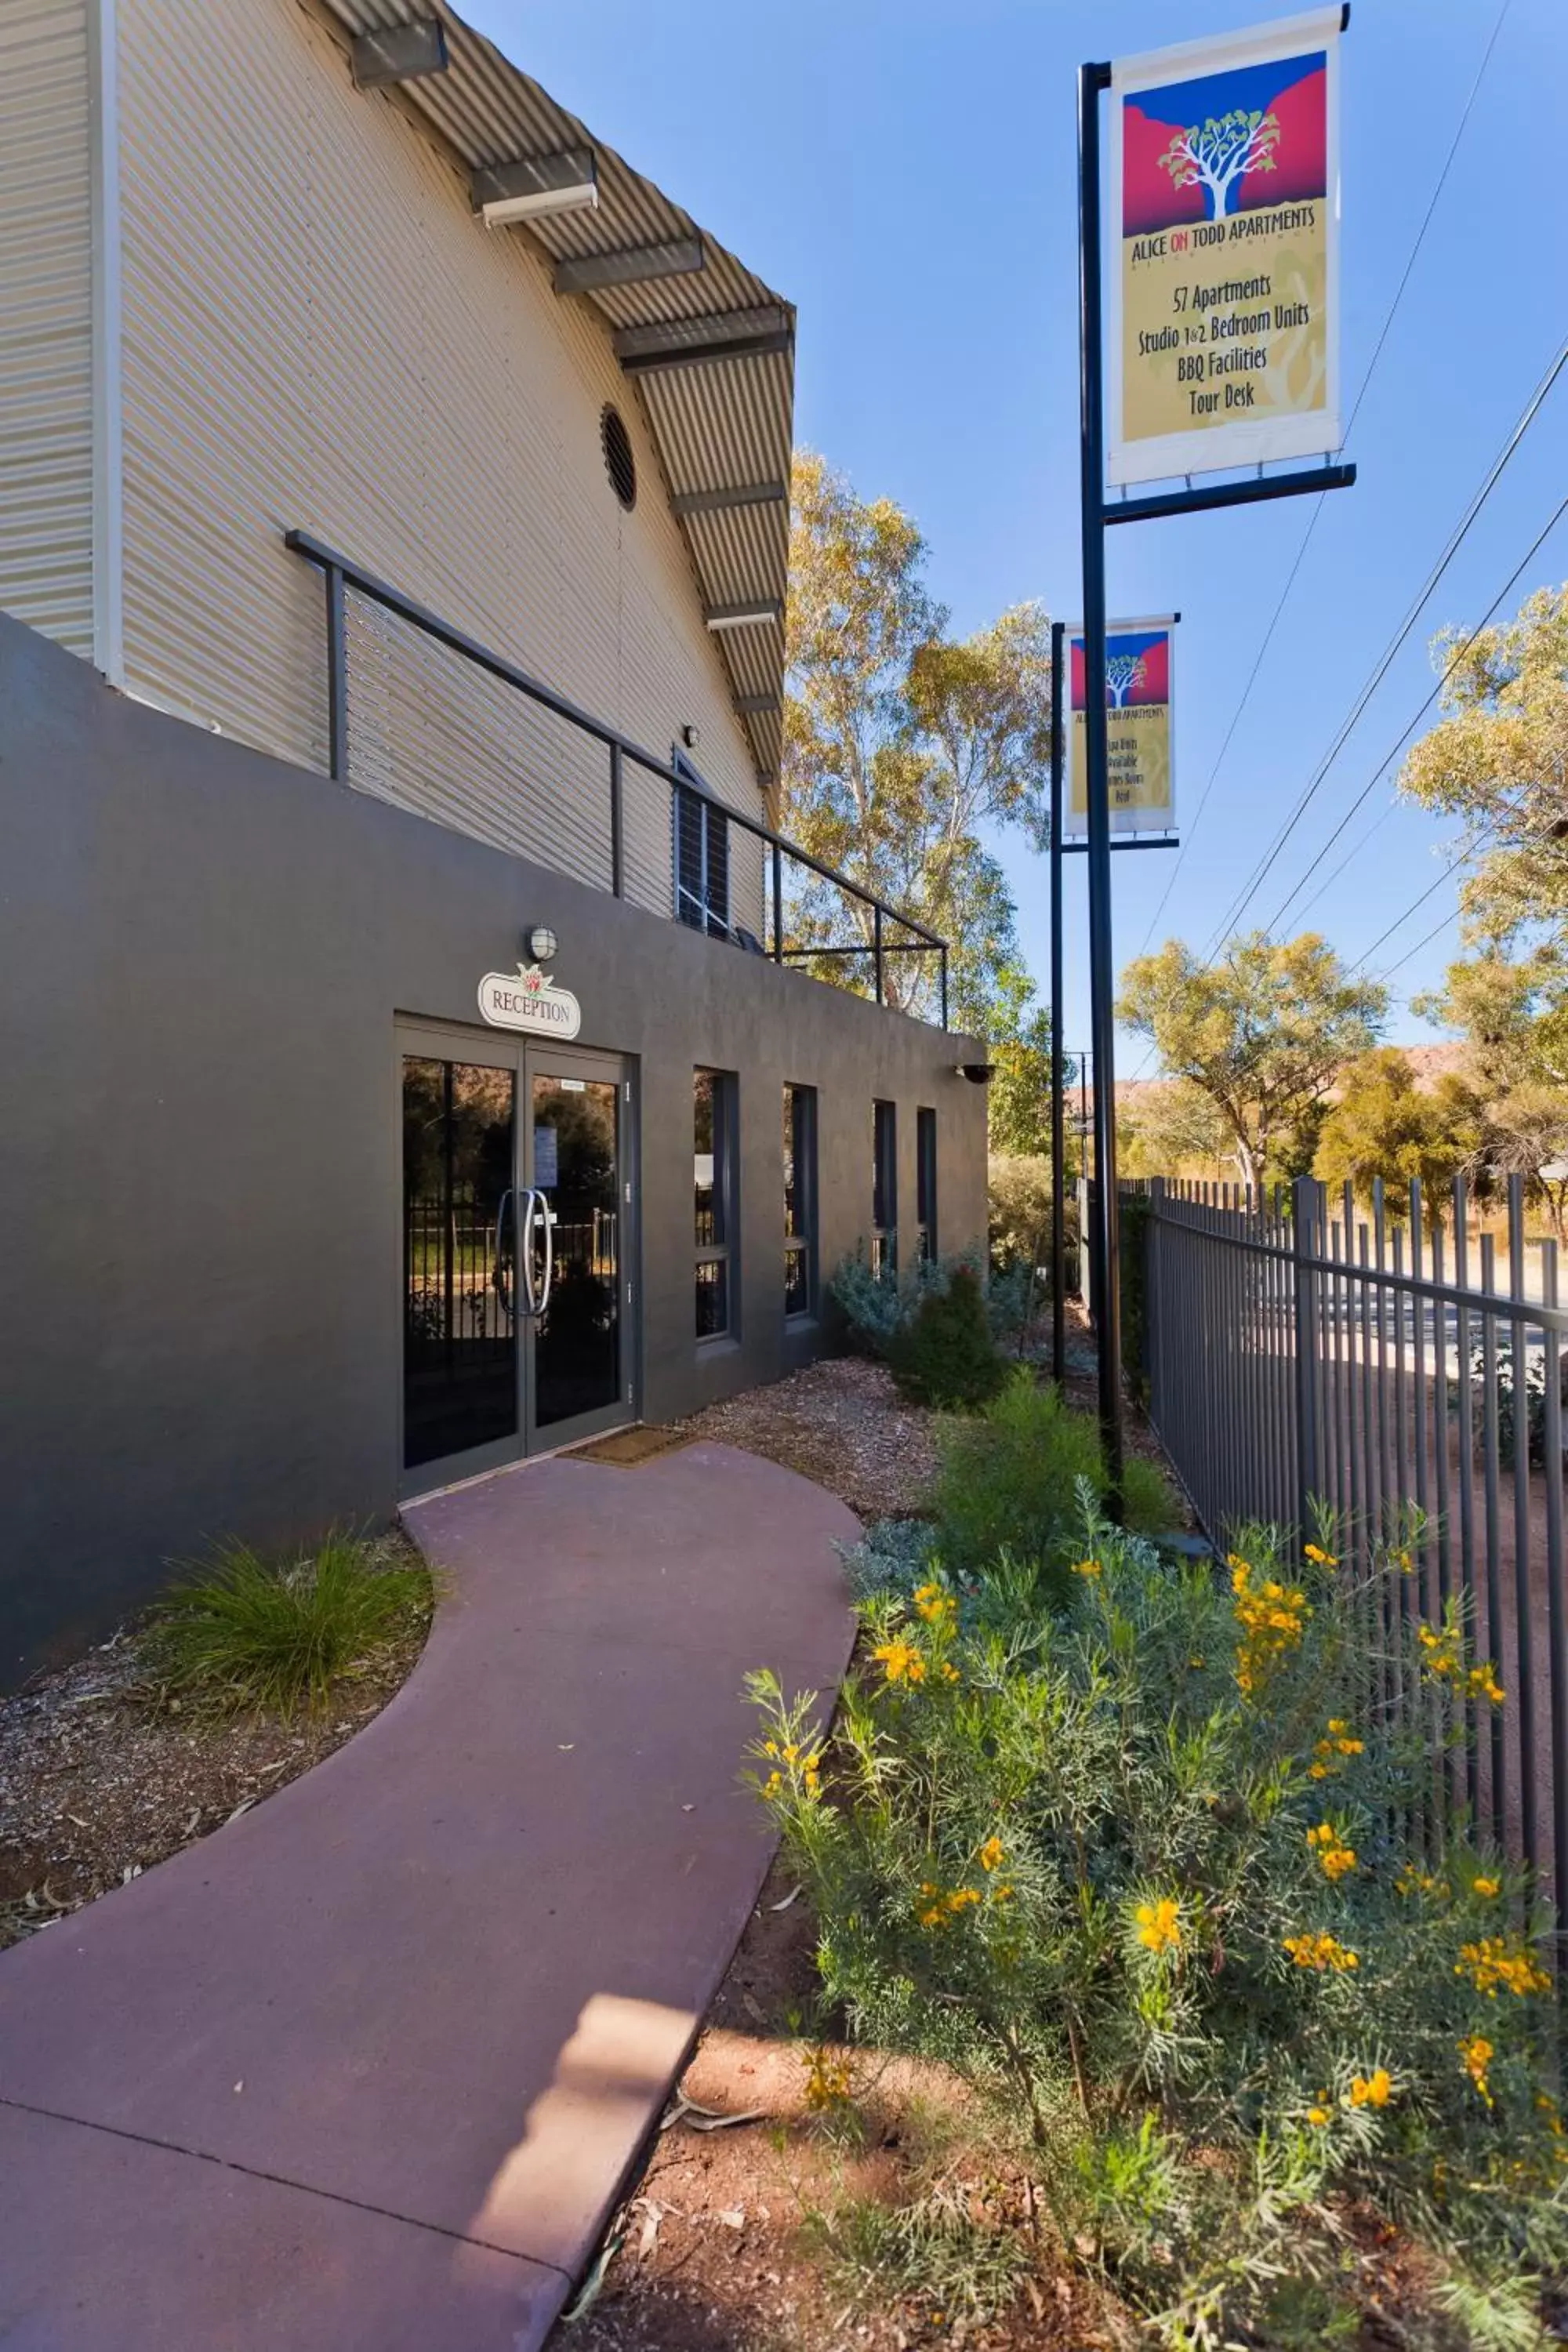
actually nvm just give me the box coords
[1378,904,1471,985]
[1265,488,1568,933]
[1130,0,1513,968]
[1196,335,1568,959]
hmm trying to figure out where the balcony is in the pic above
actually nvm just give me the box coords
[287,532,949,1025]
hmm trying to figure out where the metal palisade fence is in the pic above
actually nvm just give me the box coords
[1132,1172,1568,1940]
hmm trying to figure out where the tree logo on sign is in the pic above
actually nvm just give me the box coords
[1105,652,1149,707]
[1159,107,1280,218]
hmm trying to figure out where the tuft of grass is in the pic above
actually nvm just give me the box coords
[145,1530,432,1718]
[802,2182,1027,2324]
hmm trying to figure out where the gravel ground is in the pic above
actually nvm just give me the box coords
[676,1358,941,1523]
[0,1533,431,1952]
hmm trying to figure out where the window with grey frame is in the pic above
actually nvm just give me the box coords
[783,1083,817,1319]
[695,1068,737,1339]
[916,1105,938,1261]
[673,749,731,938]
[872,1099,898,1279]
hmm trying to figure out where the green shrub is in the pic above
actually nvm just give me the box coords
[147,1530,431,1717]
[838,1518,938,1606]
[831,1245,1028,1364]
[928,1372,1174,1595]
[829,1246,907,1357]
[887,1263,1006,1411]
[750,1510,1562,2346]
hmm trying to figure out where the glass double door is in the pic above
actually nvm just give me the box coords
[400,1033,632,1490]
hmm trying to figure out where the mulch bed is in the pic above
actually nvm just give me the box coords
[0,1530,430,1953]
[674,1357,942,1523]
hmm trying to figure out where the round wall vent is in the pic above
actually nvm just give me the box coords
[601,405,637,510]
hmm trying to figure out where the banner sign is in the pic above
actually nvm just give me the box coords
[1067,619,1176,837]
[1107,7,1343,486]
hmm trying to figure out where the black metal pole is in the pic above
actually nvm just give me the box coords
[1050,619,1066,1388]
[1078,59,1124,1498]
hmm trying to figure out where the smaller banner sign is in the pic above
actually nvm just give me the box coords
[1066,619,1176,837]
[477,963,583,1038]
[1107,7,1343,486]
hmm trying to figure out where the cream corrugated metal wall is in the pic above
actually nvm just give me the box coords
[114,0,763,924]
[0,0,94,655]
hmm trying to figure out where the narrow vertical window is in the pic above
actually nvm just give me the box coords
[783,1083,817,1319]
[916,1105,938,1261]
[673,750,731,938]
[695,1068,736,1338]
[872,1099,898,1279]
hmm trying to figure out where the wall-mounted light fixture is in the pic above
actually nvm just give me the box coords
[955,1064,995,1084]
[473,151,599,228]
[680,724,701,750]
[525,925,559,964]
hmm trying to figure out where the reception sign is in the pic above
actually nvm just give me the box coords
[1108,8,1343,485]
[477,962,582,1037]
[1067,619,1175,837]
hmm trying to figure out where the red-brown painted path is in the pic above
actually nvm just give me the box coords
[0,1443,858,2350]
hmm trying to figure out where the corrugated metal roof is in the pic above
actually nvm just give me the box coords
[314,0,793,783]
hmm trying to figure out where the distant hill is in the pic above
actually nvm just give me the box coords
[1085,1041,1468,1118]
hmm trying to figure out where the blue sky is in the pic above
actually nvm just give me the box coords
[468,0,1568,1064]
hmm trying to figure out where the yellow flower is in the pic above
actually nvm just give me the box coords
[916,1879,948,1929]
[1070,1557,1102,1580]
[1472,1876,1501,1900]
[913,1581,956,1626]
[1459,2034,1494,2107]
[1392,1546,1414,1574]
[1468,1664,1506,1705]
[939,1661,960,1684]
[1307,2103,1332,2127]
[873,1639,926,1686]
[1304,1543,1338,1568]
[946,1886,982,1914]
[978,1835,1005,1873]
[1232,1559,1309,1698]
[1134,1896,1183,1954]
[1455,1936,1552,1998]
[991,1882,1014,1903]
[1283,1931,1359,1973]
[1350,2068,1392,2109]
[1306,1822,1357,1881]
[764,1770,782,1797]
[801,2043,853,2113]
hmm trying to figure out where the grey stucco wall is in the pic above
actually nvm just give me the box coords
[0,615,988,1684]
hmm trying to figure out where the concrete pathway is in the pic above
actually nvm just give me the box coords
[0,1443,858,2350]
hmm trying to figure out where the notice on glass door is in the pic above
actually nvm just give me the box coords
[533,1125,559,1189]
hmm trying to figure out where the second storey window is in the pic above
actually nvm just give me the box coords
[783,1083,817,1319]
[673,751,730,939]
[695,1068,736,1339]
[916,1106,938,1261]
[872,1099,898,1279]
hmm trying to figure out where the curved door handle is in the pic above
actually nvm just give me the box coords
[518,1189,539,1318]
[538,1192,554,1317]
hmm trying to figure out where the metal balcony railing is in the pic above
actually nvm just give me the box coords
[286,530,949,1025]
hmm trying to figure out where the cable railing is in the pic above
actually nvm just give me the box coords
[286,529,949,1026]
